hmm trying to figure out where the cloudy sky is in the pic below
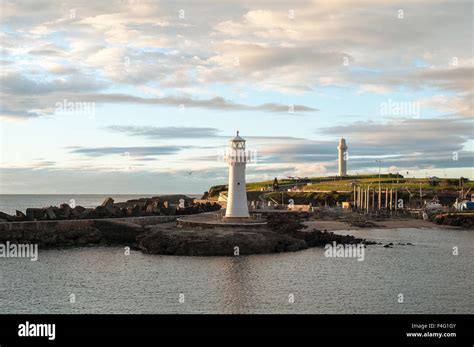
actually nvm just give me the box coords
[0,0,473,194]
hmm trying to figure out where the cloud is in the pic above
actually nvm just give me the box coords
[321,117,473,153]
[105,126,221,138]
[1,0,473,193]
[0,72,106,95]
[83,93,317,113]
[68,146,191,157]
[2,0,472,116]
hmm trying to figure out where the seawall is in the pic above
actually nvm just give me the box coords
[0,216,179,247]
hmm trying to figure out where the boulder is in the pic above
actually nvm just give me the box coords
[0,211,17,222]
[94,205,110,218]
[78,208,96,219]
[45,206,57,220]
[59,204,71,218]
[144,199,158,214]
[16,210,27,220]
[101,197,115,207]
[132,204,142,216]
[104,204,120,217]
[26,208,44,220]
[93,220,144,244]
[73,206,86,214]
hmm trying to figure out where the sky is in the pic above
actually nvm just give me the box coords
[0,0,473,194]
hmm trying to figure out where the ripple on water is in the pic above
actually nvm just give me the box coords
[0,228,473,314]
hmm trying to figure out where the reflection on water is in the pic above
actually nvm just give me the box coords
[0,228,473,314]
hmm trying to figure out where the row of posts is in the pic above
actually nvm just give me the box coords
[353,186,399,213]
[249,200,276,210]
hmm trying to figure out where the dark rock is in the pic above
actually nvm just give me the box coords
[15,210,27,220]
[293,229,376,247]
[349,220,378,228]
[78,208,95,219]
[44,206,56,219]
[434,213,474,228]
[73,206,86,214]
[93,220,144,244]
[101,197,115,207]
[132,204,142,216]
[137,227,307,256]
[267,213,308,234]
[144,199,157,214]
[26,208,44,220]
[59,204,71,218]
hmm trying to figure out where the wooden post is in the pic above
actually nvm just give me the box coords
[378,186,382,210]
[357,187,362,209]
[366,187,370,213]
[395,190,398,214]
[357,188,359,209]
[364,188,367,212]
[385,189,389,208]
[353,186,356,208]
[362,188,365,213]
[389,189,393,211]
[371,188,375,211]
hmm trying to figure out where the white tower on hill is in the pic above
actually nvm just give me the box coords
[338,137,348,177]
[225,131,250,219]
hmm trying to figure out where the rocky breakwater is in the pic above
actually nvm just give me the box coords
[0,196,221,222]
[137,212,376,256]
[434,213,474,228]
[0,219,146,247]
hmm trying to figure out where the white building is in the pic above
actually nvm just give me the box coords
[338,137,348,177]
[225,131,250,219]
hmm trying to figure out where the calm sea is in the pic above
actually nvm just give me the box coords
[0,226,473,314]
[0,194,202,215]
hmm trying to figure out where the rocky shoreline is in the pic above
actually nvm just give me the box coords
[136,223,375,256]
[0,195,221,222]
[0,211,377,256]
[0,219,147,247]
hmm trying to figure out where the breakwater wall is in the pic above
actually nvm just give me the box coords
[0,216,179,246]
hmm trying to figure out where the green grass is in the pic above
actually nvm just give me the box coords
[206,176,472,198]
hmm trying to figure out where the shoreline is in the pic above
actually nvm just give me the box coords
[304,218,462,232]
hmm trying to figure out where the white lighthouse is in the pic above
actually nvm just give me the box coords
[338,137,348,177]
[225,131,250,219]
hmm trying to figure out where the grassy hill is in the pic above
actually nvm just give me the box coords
[205,175,472,200]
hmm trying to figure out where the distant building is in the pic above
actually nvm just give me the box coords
[337,137,348,176]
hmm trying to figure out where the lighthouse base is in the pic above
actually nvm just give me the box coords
[223,216,251,221]
[177,211,266,228]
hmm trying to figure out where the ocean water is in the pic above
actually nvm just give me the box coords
[0,227,473,314]
[0,194,202,215]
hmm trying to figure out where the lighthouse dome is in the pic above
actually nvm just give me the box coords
[231,130,245,142]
